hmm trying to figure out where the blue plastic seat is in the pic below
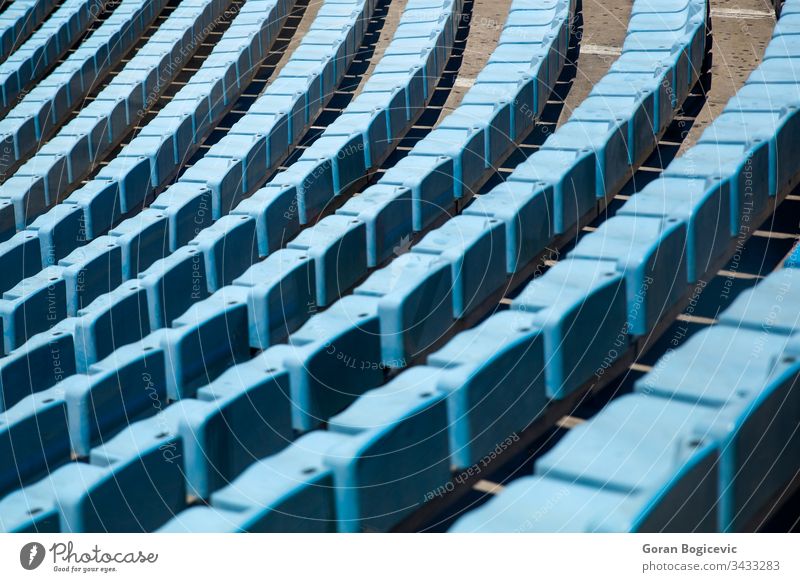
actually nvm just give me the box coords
[277,295,383,431]
[511,258,628,399]
[0,320,76,412]
[336,184,414,268]
[73,281,151,372]
[57,405,187,531]
[324,367,450,532]
[138,246,210,330]
[354,252,453,366]
[176,349,292,499]
[189,215,259,292]
[412,215,507,318]
[57,236,123,316]
[0,388,70,496]
[428,310,546,468]
[63,338,166,457]
[287,215,368,307]
[161,431,348,532]
[618,176,729,283]
[570,215,688,336]
[160,286,250,400]
[232,248,316,349]
[0,266,67,354]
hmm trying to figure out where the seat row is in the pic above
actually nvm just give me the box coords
[0,0,168,197]
[441,0,800,531]
[138,0,714,529]
[0,0,475,531]
[0,0,58,63]
[0,0,105,116]
[0,0,367,301]
[0,0,300,325]
[0,0,571,533]
[451,264,800,532]
[0,0,428,361]
[0,0,243,240]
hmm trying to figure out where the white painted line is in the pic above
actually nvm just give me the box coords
[581,43,622,57]
[454,77,475,88]
[711,7,773,19]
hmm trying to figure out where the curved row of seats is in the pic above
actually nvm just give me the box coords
[143,0,705,440]
[0,0,105,118]
[0,0,473,532]
[451,263,800,532]
[0,0,569,533]
[0,0,438,389]
[0,0,302,349]
[0,0,231,240]
[0,0,167,200]
[0,0,701,532]
[0,0,373,311]
[448,0,800,533]
[0,0,383,517]
[0,0,58,63]
[150,0,712,532]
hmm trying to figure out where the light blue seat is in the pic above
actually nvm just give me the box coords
[160,286,250,400]
[511,258,628,399]
[288,214,367,307]
[232,248,316,349]
[428,310,546,468]
[63,338,167,456]
[354,252,453,366]
[0,388,70,496]
[177,349,293,499]
[161,431,348,532]
[278,295,383,431]
[570,215,688,336]
[324,367,450,532]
